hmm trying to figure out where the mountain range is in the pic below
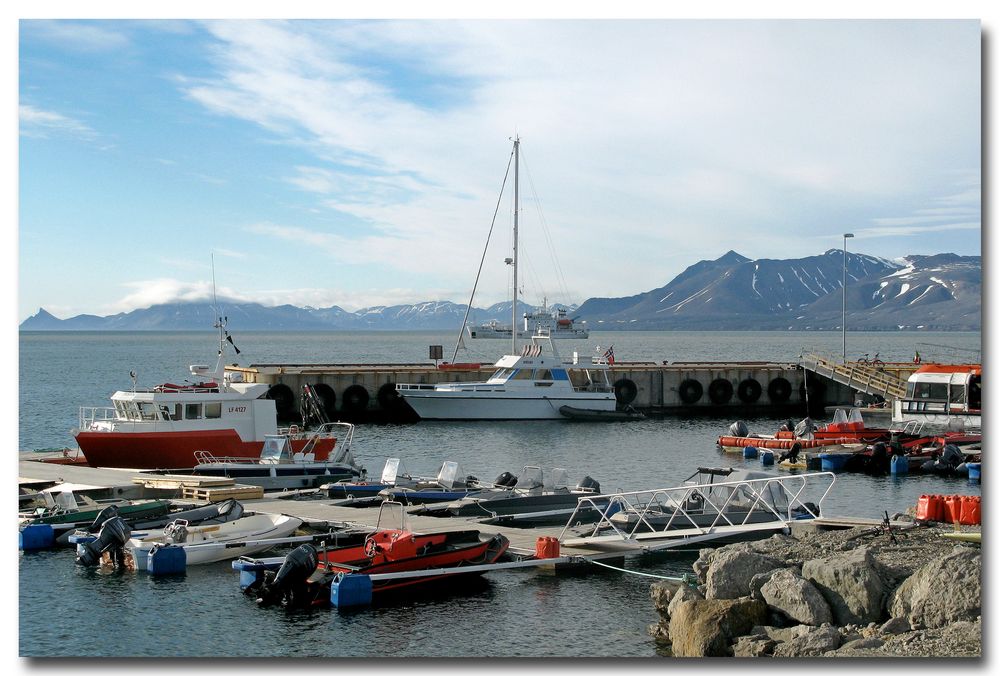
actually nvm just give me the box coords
[20,250,981,331]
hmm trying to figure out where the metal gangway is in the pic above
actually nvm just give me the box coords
[801,353,907,401]
[558,470,837,552]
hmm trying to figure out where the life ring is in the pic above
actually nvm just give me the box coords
[341,385,370,412]
[737,378,762,403]
[708,379,734,405]
[678,379,703,404]
[767,377,792,403]
[613,378,638,405]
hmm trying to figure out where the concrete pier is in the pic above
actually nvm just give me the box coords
[226,360,859,422]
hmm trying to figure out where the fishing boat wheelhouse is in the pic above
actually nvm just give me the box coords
[892,364,982,429]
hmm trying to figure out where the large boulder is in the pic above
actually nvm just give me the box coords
[758,568,833,626]
[771,625,843,657]
[731,634,776,657]
[888,546,981,629]
[668,598,769,657]
[703,544,785,600]
[801,547,886,625]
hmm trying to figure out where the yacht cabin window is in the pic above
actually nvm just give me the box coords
[205,403,222,419]
[185,403,203,419]
[512,369,534,380]
[534,369,552,380]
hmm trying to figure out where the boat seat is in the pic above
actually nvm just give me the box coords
[292,452,315,463]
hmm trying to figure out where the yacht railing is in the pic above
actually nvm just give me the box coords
[558,471,836,548]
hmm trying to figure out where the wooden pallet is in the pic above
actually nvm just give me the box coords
[181,484,264,502]
[136,475,236,490]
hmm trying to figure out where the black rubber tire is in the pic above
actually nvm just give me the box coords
[265,383,295,418]
[311,383,337,419]
[678,379,703,404]
[767,377,792,403]
[736,378,762,403]
[613,378,638,405]
[708,379,734,405]
[341,384,370,412]
[377,382,402,410]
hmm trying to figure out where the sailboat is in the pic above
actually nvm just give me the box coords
[395,138,617,421]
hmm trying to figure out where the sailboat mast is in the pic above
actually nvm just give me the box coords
[512,136,520,355]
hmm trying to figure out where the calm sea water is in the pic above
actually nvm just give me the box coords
[18,330,982,658]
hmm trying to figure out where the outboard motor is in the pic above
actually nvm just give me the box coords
[577,476,601,493]
[494,471,518,488]
[88,504,121,532]
[255,544,320,608]
[794,417,816,440]
[76,516,131,568]
[728,421,750,438]
[940,444,963,468]
[164,520,189,543]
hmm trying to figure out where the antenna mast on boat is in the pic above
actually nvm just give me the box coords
[511,135,520,356]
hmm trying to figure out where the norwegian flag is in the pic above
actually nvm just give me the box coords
[603,345,615,365]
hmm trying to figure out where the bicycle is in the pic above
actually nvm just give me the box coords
[858,352,886,370]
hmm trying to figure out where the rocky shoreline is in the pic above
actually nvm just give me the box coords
[648,519,982,657]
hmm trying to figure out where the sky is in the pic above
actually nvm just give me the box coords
[13,9,985,323]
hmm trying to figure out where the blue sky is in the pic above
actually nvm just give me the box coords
[15,16,983,322]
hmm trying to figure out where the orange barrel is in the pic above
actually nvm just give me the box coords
[959,496,981,526]
[776,430,794,439]
[916,495,942,521]
[943,495,963,524]
[535,536,560,559]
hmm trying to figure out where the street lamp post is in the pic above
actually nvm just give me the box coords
[842,233,854,362]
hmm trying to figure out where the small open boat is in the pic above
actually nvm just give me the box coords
[193,423,365,491]
[247,502,509,607]
[325,457,425,501]
[126,513,302,570]
[377,460,488,505]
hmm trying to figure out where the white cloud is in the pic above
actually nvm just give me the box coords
[19,104,97,140]
[23,20,131,52]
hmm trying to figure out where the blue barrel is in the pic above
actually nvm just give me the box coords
[759,450,774,466]
[819,453,850,471]
[68,533,98,558]
[19,524,55,551]
[330,573,373,608]
[890,455,909,475]
[147,544,187,575]
[232,557,283,590]
[967,462,981,482]
[743,445,758,459]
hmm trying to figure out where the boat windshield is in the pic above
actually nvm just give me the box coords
[489,368,515,382]
[381,458,404,484]
[260,436,292,464]
[436,461,465,488]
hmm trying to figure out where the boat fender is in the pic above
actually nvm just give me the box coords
[376,382,402,410]
[737,378,763,403]
[342,385,370,412]
[19,524,55,551]
[76,516,131,567]
[265,383,296,419]
[767,378,792,403]
[613,378,638,405]
[708,379,734,405]
[678,379,703,404]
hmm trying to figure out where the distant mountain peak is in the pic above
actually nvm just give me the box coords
[716,250,750,265]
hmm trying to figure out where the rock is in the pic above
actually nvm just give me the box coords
[771,625,843,657]
[880,616,911,635]
[668,598,769,657]
[650,579,683,613]
[667,583,702,619]
[802,547,886,625]
[731,634,776,657]
[838,636,886,652]
[759,568,833,626]
[647,620,670,642]
[888,546,981,629]
[751,624,811,643]
[704,544,785,600]
[692,548,715,583]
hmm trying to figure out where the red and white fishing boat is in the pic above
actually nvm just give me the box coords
[73,318,335,470]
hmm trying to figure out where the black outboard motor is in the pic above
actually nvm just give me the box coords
[729,421,750,437]
[76,516,132,568]
[88,504,121,532]
[494,471,518,488]
[867,442,889,475]
[794,417,816,440]
[255,544,320,608]
[577,476,601,493]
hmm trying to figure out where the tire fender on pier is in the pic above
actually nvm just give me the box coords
[265,383,296,419]
[767,377,792,403]
[377,382,402,410]
[341,384,370,412]
[737,378,762,403]
[311,383,337,419]
[613,378,638,405]
[678,378,703,404]
[708,379,734,405]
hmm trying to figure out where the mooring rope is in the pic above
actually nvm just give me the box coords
[587,559,698,585]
